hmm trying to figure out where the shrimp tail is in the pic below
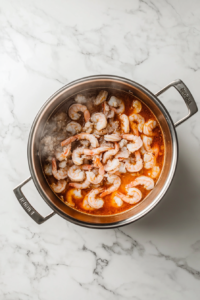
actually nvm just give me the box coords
[100,191,108,197]
[84,110,90,122]
[61,136,77,147]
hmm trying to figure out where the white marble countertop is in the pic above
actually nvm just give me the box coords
[1,0,200,299]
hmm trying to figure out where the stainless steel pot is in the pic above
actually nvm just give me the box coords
[13,75,198,228]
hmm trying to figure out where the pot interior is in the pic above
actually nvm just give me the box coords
[28,76,177,227]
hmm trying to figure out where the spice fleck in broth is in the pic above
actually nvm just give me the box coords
[40,89,164,216]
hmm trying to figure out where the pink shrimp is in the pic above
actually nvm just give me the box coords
[119,114,130,133]
[103,101,115,119]
[94,90,108,105]
[127,176,154,190]
[132,100,142,113]
[121,134,143,152]
[115,187,142,204]
[86,157,104,184]
[61,136,77,147]
[87,188,105,209]
[125,150,143,172]
[51,180,67,193]
[83,146,113,156]
[102,142,119,164]
[61,133,99,148]
[143,119,157,136]
[129,113,145,133]
[144,144,159,169]
[69,179,90,189]
[80,164,93,170]
[100,174,121,197]
[68,104,90,122]
[52,158,68,180]
[55,144,71,161]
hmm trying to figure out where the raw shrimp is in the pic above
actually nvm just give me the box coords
[55,144,71,161]
[104,133,121,142]
[66,188,83,207]
[119,114,130,133]
[103,102,115,118]
[108,96,125,114]
[86,158,104,184]
[129,114,145,133]
[103,142,119,164]
[104,158,120,172]
[143,119,157,136]
[52,158,68,180]
[121,134,143,152]
[100,174,121,197]
[91,113,107,130]
[148,166,160,178]
[69,179,90,189]
[68,104,90,122]
[87,188,104,209]
[125,150,143,172]
[61,133,99,148]
[51,180,67,193]
[132,100,142,113]
[94,90,108,105]
[44,164,52,176]
[142,135,153,151]
[127,176,154,190]
[68,165,85,182]
[116,187,142,204]
[66,121,82,135]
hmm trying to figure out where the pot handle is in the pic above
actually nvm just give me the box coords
[13,176,55,224]
[155,79,198,127]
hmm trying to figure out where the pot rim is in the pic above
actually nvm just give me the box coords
[27,74,178,228]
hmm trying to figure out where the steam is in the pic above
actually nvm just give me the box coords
[40,90,102,163]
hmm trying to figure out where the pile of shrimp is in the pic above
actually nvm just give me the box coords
[42,90,164,212]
